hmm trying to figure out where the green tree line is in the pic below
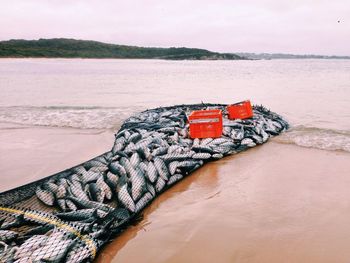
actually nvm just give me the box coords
[0,38,245,60]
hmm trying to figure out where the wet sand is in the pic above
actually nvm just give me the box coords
[1,125,350,263]
[97,142,350,263]
[0,123,114,192]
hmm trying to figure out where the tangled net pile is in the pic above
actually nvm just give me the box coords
[0,103,288,262]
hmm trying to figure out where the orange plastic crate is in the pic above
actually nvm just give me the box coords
[227,100,253,120]
[189,109,223,139]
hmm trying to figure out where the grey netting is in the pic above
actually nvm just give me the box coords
[0,103,288,263]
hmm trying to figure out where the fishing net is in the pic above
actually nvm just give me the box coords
[0,103,288,262]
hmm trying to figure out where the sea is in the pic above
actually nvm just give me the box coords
[0,58,349,152]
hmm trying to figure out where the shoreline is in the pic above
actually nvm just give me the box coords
[0,123,115,192]
[0,57,247,61]
[96,142,350,263]
[1,57,350,60]
[1,123,350,262]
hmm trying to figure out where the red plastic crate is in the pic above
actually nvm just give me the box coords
[227,100,253,120]
[189,109,223,139]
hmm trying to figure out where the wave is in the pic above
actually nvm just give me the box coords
[2,107,349,153]
[274,125,350,153]
[0,106,143,129]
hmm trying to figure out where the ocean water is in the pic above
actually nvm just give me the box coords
[0,58,349,152]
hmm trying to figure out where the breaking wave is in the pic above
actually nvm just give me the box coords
[0,106,142,129]
[274,125,350,153]
[1,107,349,153]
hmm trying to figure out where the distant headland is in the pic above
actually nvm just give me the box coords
[1,39,348,60]
[0,38,245,60]
[236,52,350,60]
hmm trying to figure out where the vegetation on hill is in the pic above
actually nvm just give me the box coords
[0,38,245,60]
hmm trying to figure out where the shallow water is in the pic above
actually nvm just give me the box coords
[0,58,349,152]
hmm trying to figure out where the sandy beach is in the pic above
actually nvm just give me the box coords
[2,123,349,262]
[95,141,350,263]
[0,123,114,192]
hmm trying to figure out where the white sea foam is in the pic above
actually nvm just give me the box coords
[274,125,350,153]
[1,107,350,153]
[0,106,141,129]
[1,59,349,153]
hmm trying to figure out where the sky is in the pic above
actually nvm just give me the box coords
[0,0,349,56]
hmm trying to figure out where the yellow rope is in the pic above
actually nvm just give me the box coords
[0,206,97,258]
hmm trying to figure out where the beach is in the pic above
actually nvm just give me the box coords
[93,141,349,263]
[0,123,114,192]
[2,124,350,262]
[0,58,349,262]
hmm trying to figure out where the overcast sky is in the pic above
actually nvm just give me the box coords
[0,0,349,55]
